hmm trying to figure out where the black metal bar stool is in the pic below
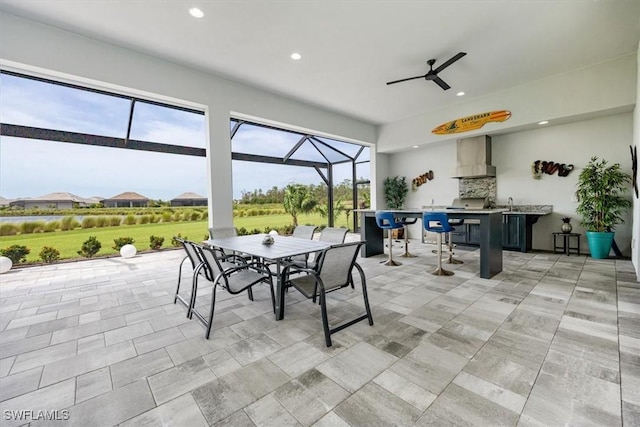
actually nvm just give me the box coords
[397,216,418,258]
[446,218,464,264]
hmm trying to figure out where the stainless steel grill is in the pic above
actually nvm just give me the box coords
[450,197,489,210]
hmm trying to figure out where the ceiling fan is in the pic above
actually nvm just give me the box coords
[386,52,467,90]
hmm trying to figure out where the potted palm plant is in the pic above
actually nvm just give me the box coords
[383,176,409,239]
[383,176,409,209]
[575,156,632,258]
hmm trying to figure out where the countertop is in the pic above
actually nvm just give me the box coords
[496,205,553,215]
[355,208,508,214]
[356,205,553,215]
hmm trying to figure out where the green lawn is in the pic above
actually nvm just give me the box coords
[0,212,353,263]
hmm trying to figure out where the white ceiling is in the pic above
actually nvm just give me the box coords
[0,1,639,126]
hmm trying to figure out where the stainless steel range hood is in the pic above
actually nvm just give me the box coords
[452,135,496,178]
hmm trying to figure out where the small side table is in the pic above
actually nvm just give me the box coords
[552,232,581,255]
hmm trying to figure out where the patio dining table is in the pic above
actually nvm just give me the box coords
[204,234,331,320]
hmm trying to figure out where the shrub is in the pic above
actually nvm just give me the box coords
[173,212,182,222]
[81,217,97,229]
[149,235,165,250]
[123,215,136,225]
[60,216,80,231]
[109,216,122,226]
[149,214,160,223]
[1,245,30,263]
[171,234,186,247]
[113,237,135,250]
[0,223,19,236]
[95,217,108,228]
[44,221,60,232]
[281,224,295,235]
[78,236,101,258]
[237,226,248,236]
[20,221,46,234]
[249,228,262,235]
[39,246,60,263]
[139,215,150,224]
[190,211,200,221]
[201,211,208,220]
[161,212,172,223]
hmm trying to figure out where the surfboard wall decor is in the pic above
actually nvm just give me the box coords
[432,110,511,135]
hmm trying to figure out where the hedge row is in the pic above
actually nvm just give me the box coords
[0,211,209,236]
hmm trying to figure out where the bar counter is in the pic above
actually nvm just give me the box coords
[355,209,506,279]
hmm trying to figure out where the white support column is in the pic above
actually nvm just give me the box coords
[205,107,234,230]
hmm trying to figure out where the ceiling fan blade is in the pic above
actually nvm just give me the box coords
[433,77,451,90]
[434,52,467,74]
[386,75,425,85]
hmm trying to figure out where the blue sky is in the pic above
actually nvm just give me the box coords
[0,73,367,201]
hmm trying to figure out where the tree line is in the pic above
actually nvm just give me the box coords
[237,179,369,205]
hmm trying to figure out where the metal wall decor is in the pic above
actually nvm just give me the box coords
[531,160,573,179]
[412,171,434,191]
[631,145,638,198]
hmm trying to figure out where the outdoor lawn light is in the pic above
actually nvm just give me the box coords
[268,230,279,236]
[0,256,12,273]
[120,244,137,259]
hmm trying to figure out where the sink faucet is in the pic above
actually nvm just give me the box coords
[508,197,513,212]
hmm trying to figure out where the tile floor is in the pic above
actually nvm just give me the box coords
[0,235,638,426]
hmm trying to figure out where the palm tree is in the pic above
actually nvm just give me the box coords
[283,184,317,226]
[316,198,344,225]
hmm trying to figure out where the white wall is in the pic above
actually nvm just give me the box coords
[494,114,633,254]
[0,12,377,229]
[378,54,637,153]
[388,113,634,254]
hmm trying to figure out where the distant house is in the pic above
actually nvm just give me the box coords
[0,197,14,208]
[9,192,97,209]
[170,192,207,207]
[103,191,149,208]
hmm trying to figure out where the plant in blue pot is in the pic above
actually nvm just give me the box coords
[575,156,632,258]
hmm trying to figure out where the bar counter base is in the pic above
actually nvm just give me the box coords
[357,209,504,279]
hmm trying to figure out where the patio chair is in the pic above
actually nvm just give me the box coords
[289,226,348,269]
[319,227,348,243]
[208,226,255,299]
[282,241,373,347]
[191,244,275,339]
[287,225,317,267]
[208,226,238,239]
[174,238,205,317]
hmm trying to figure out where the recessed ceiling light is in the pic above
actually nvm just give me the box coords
[412,145,419,149]
[290,52,302,60]
[538,120,549,125]
[189,7,204,18]
[456,91,465,97]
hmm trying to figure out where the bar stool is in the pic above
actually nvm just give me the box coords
[375,211,404,266]
[446,218,464,264]
[422,212,454,276]
[397,217,418,258]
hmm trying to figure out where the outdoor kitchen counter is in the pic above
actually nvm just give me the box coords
[355,209,506,279]
[497,204,553,215]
